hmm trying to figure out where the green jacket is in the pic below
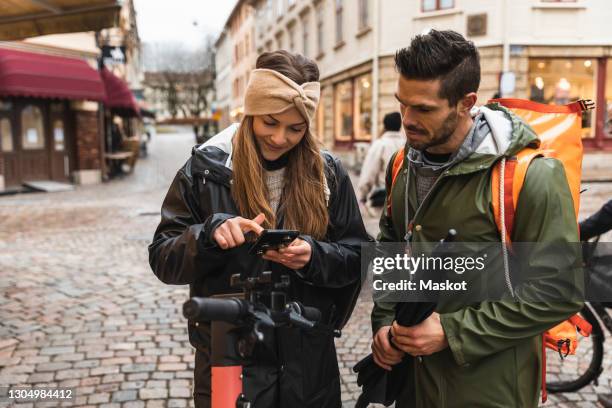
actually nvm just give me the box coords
[372,104,583,408]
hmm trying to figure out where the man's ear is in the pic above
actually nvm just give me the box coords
[459,92,478,115]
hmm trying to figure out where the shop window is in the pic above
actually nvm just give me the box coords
[422,0,454,12]
[21,105,45,150]
[314,94,325,143]
[1,118,12,152]
[605,59,612,138]
[334,80,353,142]
[53,120,65,151]
[355,73,372,141]
[528,58,596,138]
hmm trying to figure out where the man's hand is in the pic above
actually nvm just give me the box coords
[213,213,265,249]
[390,313,448,357]
[262,238,311,270]
[372,325,405,371]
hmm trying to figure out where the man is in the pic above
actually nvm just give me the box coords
[357,112,405,207]
[370,30,582,407]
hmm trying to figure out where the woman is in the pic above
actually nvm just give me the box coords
[149,50,368,407]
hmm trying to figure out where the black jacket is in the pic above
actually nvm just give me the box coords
[148,125,369,407]
[580,199,612,240]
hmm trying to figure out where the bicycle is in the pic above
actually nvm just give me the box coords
[546,237,612,393]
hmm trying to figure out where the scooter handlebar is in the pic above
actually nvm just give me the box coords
[183,297,247,323]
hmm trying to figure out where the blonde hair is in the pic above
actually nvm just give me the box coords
[231,116,329,240]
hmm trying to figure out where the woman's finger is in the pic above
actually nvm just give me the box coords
[219,225,236,248]
[227,220,245,245]
[280,245,307,255]
[238,218,265,235]
[214,233,228,249]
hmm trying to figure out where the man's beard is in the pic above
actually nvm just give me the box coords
[406,109,459,152]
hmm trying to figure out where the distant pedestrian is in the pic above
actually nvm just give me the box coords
[356,112,405,207]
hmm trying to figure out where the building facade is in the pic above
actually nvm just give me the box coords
[244,0,612,150]
[213,0,258,127]
[215,30,234,129]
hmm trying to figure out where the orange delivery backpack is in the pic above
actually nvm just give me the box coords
[386,98,596,403]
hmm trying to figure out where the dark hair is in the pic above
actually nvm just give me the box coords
[256,50,319,84]
[395,30,480,106]
[383,112,402,132]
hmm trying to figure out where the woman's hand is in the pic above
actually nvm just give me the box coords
[262,238,312,270]
[213,213,265,249]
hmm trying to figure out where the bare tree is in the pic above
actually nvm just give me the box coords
[142,37,216,129]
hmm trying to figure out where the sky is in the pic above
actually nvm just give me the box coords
[133,0,236,48]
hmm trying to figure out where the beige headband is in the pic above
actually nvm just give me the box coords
[243,68,321,126]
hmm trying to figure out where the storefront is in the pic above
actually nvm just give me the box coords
[0,48,106,190]
[528,57,612,149]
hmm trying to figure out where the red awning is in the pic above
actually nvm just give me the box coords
[0,48,105,101]
[100,68,140,117]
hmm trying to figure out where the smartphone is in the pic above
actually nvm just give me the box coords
[248,229,300,255]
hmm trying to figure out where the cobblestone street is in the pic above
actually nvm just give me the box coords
[1,128,611,407]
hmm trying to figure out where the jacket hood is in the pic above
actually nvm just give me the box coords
[447,103,539,175]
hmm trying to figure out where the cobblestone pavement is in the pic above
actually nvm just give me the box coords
[1,128,611,407]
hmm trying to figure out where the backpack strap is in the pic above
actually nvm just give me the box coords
[491,148,542,244]
[386,147,405,217]
[490,147,546,402]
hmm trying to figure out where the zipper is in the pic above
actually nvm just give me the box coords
[403,164,451,243]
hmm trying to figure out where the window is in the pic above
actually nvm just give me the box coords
[335,0,343,44]
[276,0,284,17]
[1,118,12,152]
[316,4,324,55]
[53,120,65,151]
[422,0,454,12]
[358,0,369,30]
[276,31,284,49]
[302,15,310,56]
[334,80,353,141]
[266,0,273,21]
[355,73,372,141]
[288,24,296,50]
[21,105,45,150]
[288,0,296,7]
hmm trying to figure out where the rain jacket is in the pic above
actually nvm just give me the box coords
[149,124,369,407]
[371,104,583,407]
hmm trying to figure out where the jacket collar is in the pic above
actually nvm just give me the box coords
[190,124,239,187]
